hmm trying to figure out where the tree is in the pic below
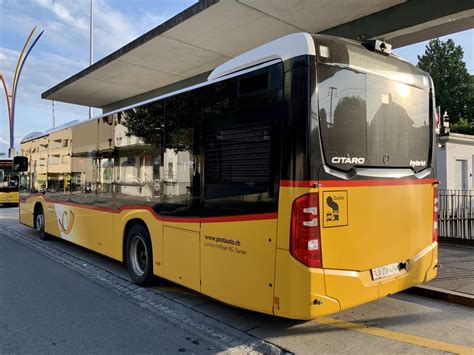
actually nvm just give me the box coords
[417,38,473,130]
[451,117,474,135]
[468,75,474,122]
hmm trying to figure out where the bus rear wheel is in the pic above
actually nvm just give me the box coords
[125,224,153,286]
[34,205,48,241]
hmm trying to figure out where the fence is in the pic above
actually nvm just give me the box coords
[438,190,474,240]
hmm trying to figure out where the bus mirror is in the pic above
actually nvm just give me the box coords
[13,156,28,172]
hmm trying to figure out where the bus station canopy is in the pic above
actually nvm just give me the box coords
[42,0,473,109]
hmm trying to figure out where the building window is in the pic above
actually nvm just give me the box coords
[168,162,173,180]
[455,159,468,190]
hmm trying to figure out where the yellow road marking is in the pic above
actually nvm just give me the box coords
[314,317,474,355]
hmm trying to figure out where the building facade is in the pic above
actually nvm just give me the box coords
[437,133,474,191]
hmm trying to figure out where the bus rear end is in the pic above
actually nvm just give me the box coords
[274,35,438,319]
[0,160,20,205]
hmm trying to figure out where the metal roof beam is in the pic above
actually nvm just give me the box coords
[322,0,474,48]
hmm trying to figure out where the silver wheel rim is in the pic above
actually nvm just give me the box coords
[36,213,44,232]
[130,235,147,276]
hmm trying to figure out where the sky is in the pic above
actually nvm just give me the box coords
[0,0,473,155]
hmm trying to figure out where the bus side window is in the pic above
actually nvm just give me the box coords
[70,120,98,203]
[115,102,164,206]
[202,64,283,215]
[160,91,200,214]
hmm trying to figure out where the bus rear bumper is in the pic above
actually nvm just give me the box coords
[0,192,19,204]
[274,243,438,320]
[323,242,438,313]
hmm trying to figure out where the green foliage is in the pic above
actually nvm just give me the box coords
[122,103,194,152]
[122,101,165,148]
[451,117,474,135]
[417,38,473,128]
[468,75,474,122]
[121,81,236,152]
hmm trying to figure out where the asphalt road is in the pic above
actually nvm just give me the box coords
[0,207,278,354]
[1,206,473,354]
[0,234,219,353]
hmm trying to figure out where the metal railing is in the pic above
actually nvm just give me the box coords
[438,190,474,240]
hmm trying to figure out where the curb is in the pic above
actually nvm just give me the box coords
[438,237,474,247]
[406,285,474,308]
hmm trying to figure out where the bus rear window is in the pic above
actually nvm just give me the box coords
[317,64,430,171]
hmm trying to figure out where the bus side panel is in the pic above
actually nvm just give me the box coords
[44,199,61,237]
[19,195,36,227]
[37,201,115,258]
[201,218,277,315]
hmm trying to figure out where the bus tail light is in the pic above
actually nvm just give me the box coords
[290,193,322,268]
[433,187,438,242]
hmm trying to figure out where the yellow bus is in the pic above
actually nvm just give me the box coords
[0,159,20,205]
[19,33,438,320]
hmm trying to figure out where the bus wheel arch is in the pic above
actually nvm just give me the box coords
[33,202,48,240]
[123,219,153,286]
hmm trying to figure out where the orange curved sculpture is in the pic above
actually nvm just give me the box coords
[1,26,44,152]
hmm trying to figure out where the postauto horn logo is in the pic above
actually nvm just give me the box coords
[58,210,75,235]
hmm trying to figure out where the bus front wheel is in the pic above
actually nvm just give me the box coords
[34,205,48,241]
[125,224,153,286]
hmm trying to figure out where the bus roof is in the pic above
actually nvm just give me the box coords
[208,33,315,80]
[22,33,424,145]
[23,32,318,144]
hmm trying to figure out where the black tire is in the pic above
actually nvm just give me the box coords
[125,224,153,286]
[34,205,48,241]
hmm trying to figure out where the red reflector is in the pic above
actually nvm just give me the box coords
[290,193,322,268]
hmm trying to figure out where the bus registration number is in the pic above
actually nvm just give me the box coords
[371,262,401,280]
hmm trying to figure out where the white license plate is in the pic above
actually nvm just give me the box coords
[371,262,402,280]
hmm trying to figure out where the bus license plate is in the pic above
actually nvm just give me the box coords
[371,263,401,280]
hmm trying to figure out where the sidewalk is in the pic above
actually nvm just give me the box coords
[408,242,474,307]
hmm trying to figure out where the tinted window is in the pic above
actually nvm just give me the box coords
[239,73,268,95]
[116,92,200,216]
[115,100,165,209]
[203,64,283,214]
[317,64,430,171]
[162,91,200,209]
[70,120,97,204]
[205,117,272,199]
[318,66,367,169]
[366,75,429,168]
